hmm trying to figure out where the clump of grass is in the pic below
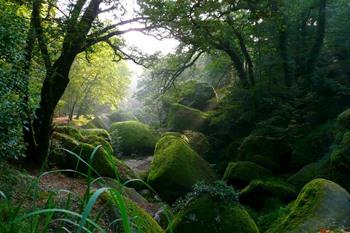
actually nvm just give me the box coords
[0,145,170,233]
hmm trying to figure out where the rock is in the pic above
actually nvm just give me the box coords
[147,135,216,203]
[101,193,164,233]
[168,194,260,233]
[110,121,160,156]
[108,110,137,123]
[267,179,350,233]
[238,134,292,172]
[223,161,273,189]
[182,130,212,158]
[80,128,112,142]
[83,115,110,130]
[291,122,335,169]
[50,132,136,182]
[239,179,297,209]
[337,108,350,129]
[55,126,84,141]
[287,161,330,190]
[178,81,217,111]
[330,133,350,191]
[167,103,209,132]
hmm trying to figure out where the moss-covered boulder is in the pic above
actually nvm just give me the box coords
[110,121,159,156]
[83,116,109,129]
[168,195,259,233]
[182,130,212,158]
[238,135,292,172]
[239,179,297,209]
[287,161,330,190]
[108,110,137,123]
[291,122,335,169]
[330,133,350,191]
[337,108,350,129]
[267,179,350,233]
[167,104,209,132]
[80,128,111,141]
[178,81,217,111]
[148,135,216,203]
[55,126,84,141]
[102,193,164,233]
[51,133,136,182]
[223,161,273,189]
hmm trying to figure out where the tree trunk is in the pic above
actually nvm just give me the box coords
[32,53,75,163]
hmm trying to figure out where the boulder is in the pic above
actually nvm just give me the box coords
[167,103,209,132]
[50,132,136,182]
[238,135,292,172]
[267,179,350,233]
[178,81,217,111]
[168,195,259,233]
[337,108,350,129]
[102,193,164,233]
[239,179,297,209]
[223,161,273,189]
[108,110,137,123]
[80,128,111,141]
[83,116,110,130]
[147,135,216,203]
[182,130,212,158]
[287,161,330,190]
[110,121,160,156]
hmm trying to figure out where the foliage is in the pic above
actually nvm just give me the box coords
[173,180,238,213]
[0,0,27,159]
[57,43,131,118]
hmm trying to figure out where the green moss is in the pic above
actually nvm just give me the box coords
[167,103,209,132]
[110,121,160,156]
[80,128,111,141]
[330,139,350,191]
[108,110,137,123]
[69,143,136,181]
[102,193,164,233]
[267,179,350,233]
[238,134,291,172]
[0,201,30,233]
[54,126,84,141]
[239,179,297,209]
[291,122,335,169]
[182,130,212,158]
[148,135,216,203]
[168,195,259,233]
[287,161,330,190]
[80,135,114,155]
[223,161,273,189]
[337,108,350,129]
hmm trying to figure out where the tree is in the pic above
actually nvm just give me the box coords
[25,0,151,163]
[58,42,130,120]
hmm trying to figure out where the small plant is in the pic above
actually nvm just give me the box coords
[173,180,238,212]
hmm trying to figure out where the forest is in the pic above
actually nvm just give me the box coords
[1,0,350,232]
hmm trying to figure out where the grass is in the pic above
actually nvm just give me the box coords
[0,145,172,233]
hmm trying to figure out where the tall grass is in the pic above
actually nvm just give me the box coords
[0,145,171,233]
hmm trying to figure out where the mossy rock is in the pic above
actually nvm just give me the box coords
[83,116,110,129]
[148,135,216,203]
[291,122,335,169]
[55,126,84,141]
[267,179,350,233]
[101,193,164,233]
[108,110,137,123]
[223,161,273,189]
[330,134,350,191]
[80,128,111,141]
[80,135,114,155]
[178,81,217,111]
[238,135,292,172]
[50,133,135,182]
[168,195,259,233]
[182,130,212,158]
[287,161,331,190]
[337,108,350,129]
[110,121,160,156]
[239,179,297,209]
[167,103,209,132]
